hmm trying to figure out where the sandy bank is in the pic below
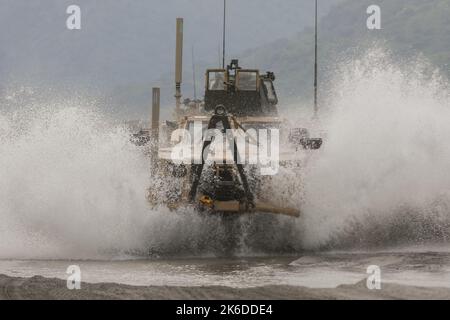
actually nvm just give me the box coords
[1,274,450,300]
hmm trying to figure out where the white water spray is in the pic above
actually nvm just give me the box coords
[0,99,159,259]
[301,48,450,249]
[1,48,449,259]
[0,97,300,259]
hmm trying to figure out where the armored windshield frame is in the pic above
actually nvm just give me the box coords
[206,69,227,91]
[236,70,260,91]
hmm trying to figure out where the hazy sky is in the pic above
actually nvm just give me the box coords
[0,0,341,89]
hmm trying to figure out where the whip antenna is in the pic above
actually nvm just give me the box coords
[222,0,227,68]
[314,0,318,117]
[192,46,197,100]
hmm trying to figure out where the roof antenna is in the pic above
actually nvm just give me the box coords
[192,45,197,100]
[218,43,222,67]
[313,0,318,118]
[175,18,184,115]
[222,0,227,68]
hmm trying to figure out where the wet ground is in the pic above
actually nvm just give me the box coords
[1,250,449,290]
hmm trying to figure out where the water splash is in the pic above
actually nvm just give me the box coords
[301,48,450,249]
[0,96,301,259]
[0,99,156,259]
[1,47,450,259]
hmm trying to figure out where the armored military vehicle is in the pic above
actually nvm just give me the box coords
[135,18,322,218]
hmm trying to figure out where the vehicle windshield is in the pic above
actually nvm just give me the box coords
[238,71,258,91]
[208,71,226,90]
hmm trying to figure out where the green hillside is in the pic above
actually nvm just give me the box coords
[239,0,450,106]
[0,0,342,119]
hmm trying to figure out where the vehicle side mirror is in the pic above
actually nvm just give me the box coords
[302,138,322,150]
[289,128,322,150]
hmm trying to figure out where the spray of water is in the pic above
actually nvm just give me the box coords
[0,95,303,259]
[0,99,157,259]
[1,47,449,259]
[301,48,450,250]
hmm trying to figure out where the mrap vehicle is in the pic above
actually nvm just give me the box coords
[133,18,322,218]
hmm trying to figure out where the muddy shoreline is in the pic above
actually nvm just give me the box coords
[1,274,450,300]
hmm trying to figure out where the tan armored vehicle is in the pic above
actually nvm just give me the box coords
[133,18,322,218]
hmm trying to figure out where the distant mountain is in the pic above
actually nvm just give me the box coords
[0,0,342,118]
[238,0,450,108]
[3,0,448,120]
[152,0,450,119]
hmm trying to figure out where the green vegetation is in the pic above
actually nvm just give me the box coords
[240,0,450,104]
